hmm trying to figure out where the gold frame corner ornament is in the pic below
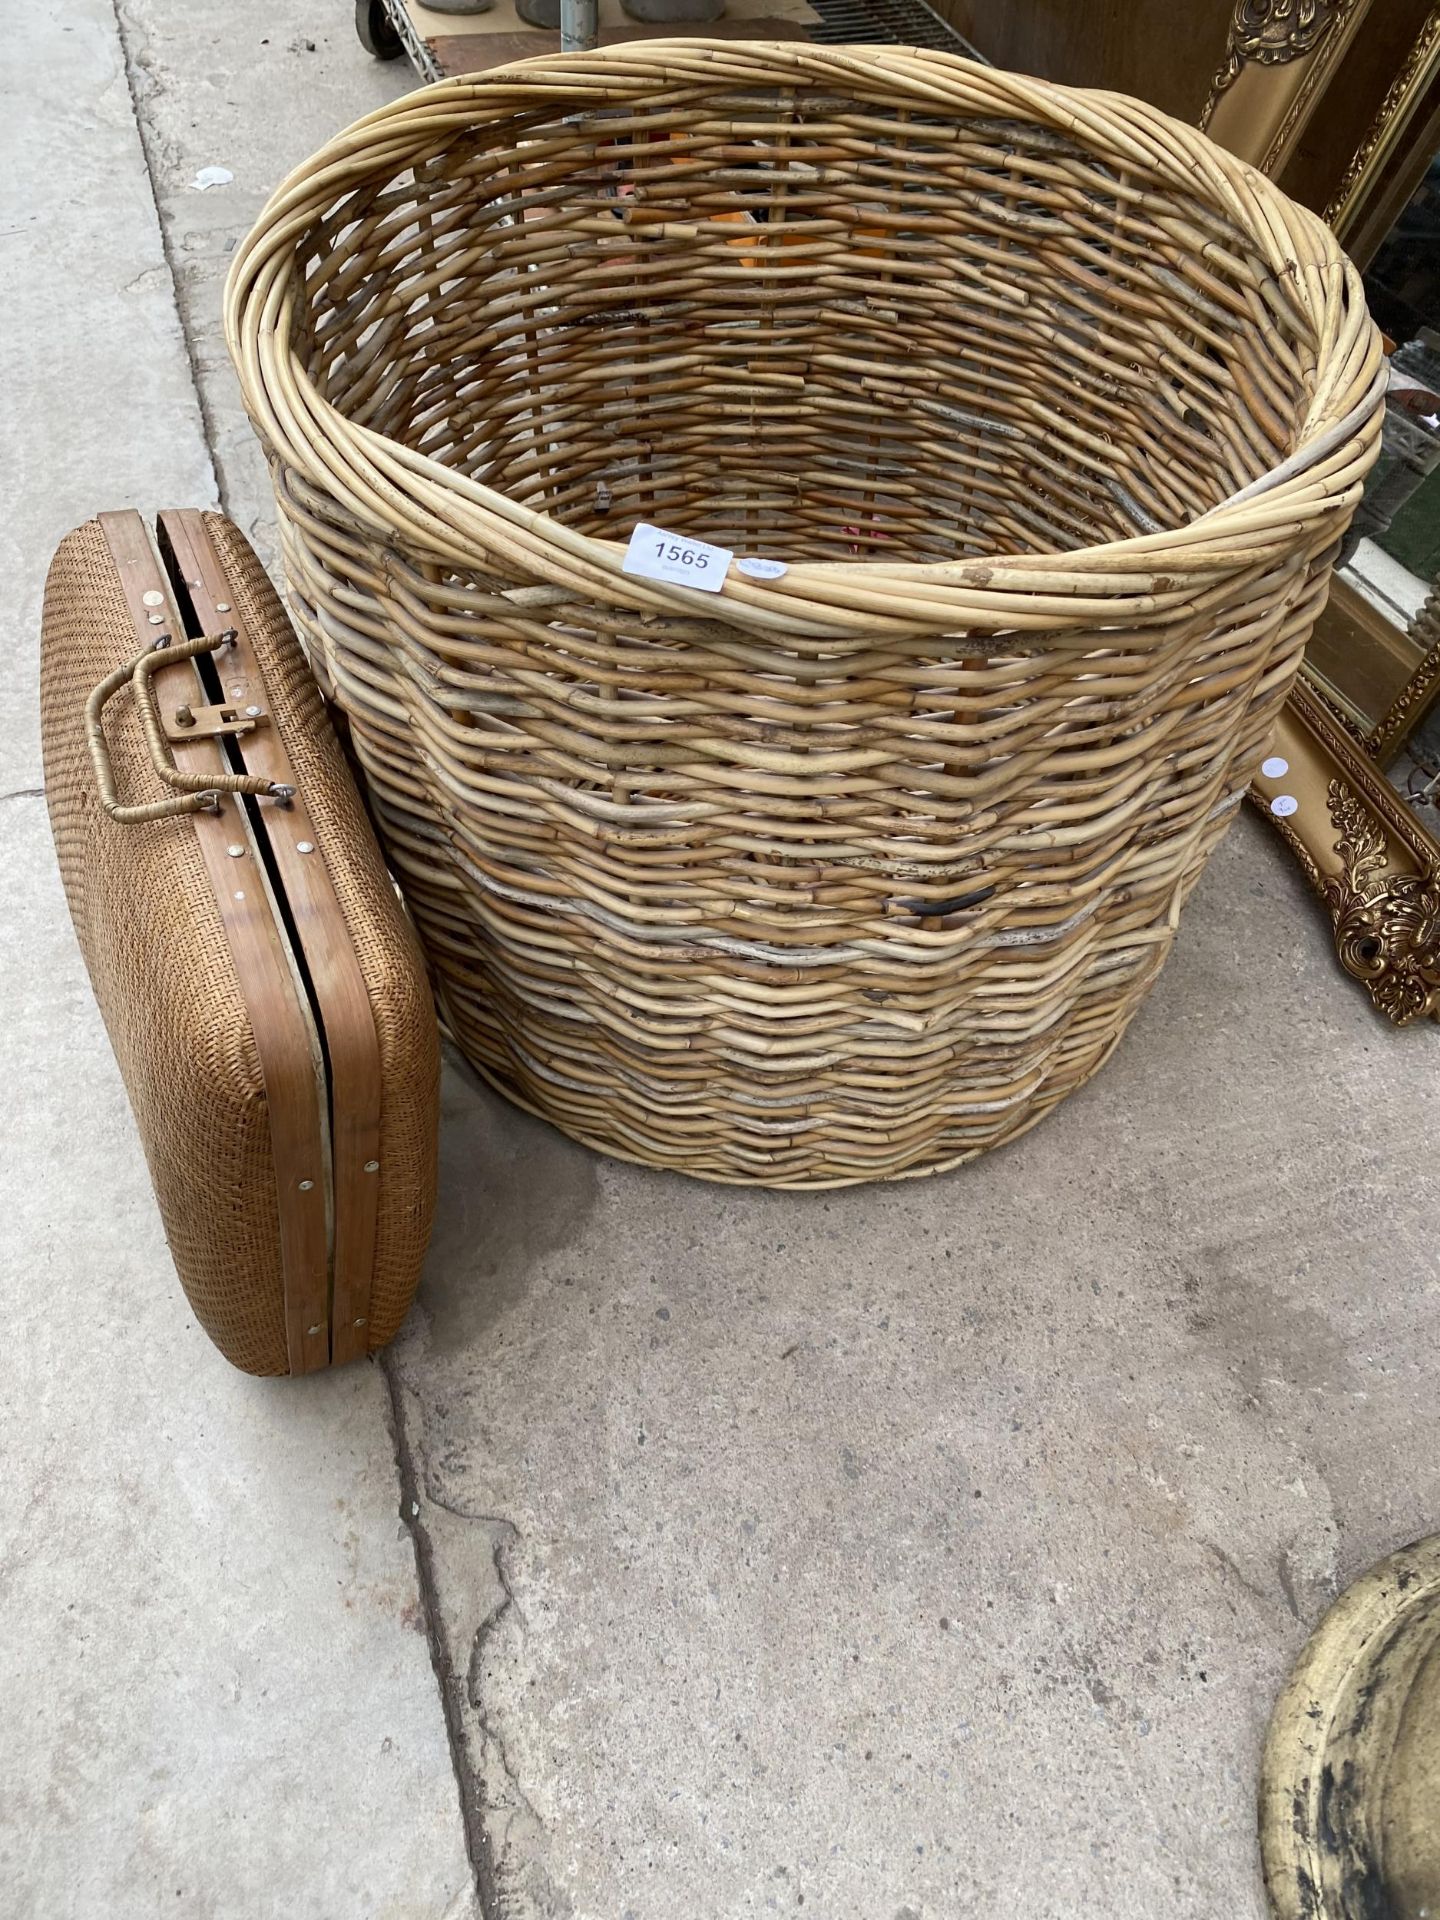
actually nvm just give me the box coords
[1201,0,1360,130]
[1321,780,1440,1023]
[1254,677,1440,1026]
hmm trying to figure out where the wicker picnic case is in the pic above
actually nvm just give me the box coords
[40,509,440,1376]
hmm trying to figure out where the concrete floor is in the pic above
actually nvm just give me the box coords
[4,6,1439,1917]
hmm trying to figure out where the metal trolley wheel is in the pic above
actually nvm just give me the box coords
[355,0,404,58]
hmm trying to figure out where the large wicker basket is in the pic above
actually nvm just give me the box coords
[227,43,1381,1187]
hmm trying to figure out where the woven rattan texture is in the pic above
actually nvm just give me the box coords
[41,522,290,1371]
[228,44,1383,1186]
[40,519,438,1370]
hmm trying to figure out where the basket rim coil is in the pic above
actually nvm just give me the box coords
[226,40,1382,649]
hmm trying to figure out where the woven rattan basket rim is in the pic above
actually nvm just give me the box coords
[226,41,1382,642]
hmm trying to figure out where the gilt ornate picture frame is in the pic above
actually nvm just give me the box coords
[1204,0,1440,1023]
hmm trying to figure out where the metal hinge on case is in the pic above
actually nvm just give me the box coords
[164,698,268,743]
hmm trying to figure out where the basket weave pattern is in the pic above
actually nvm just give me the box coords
[228,45,1381,1186]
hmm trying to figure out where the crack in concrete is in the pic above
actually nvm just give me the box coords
[1275,1545,1303,1622]
[1204,1538,1277,1613]
[464,1528,544,1832]
[381,1352,501,1920]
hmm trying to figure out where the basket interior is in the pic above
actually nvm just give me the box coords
[298,85,1317,567]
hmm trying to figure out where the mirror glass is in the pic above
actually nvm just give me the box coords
[1306,148,1440,809]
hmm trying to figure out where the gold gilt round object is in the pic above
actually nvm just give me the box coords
[1261,1534,1440,1920]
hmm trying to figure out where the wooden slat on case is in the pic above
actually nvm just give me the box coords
[160,510,384,1366]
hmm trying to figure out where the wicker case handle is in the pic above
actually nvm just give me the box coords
[86,633,289,825]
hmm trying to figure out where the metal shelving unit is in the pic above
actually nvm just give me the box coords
[356,0,980,83]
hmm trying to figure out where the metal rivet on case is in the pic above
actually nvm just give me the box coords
[226,844,245,858]
[296,841,314,854]
[142,589,164,607]
[353,1318,367,1328]
[363,1160,380,1173]
[298,1179,315,1192]
[147,612,164,625]
[233,890,245,901]
[244,705,261,717]
[307,1324,322,1336]
[215,602,231,612]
